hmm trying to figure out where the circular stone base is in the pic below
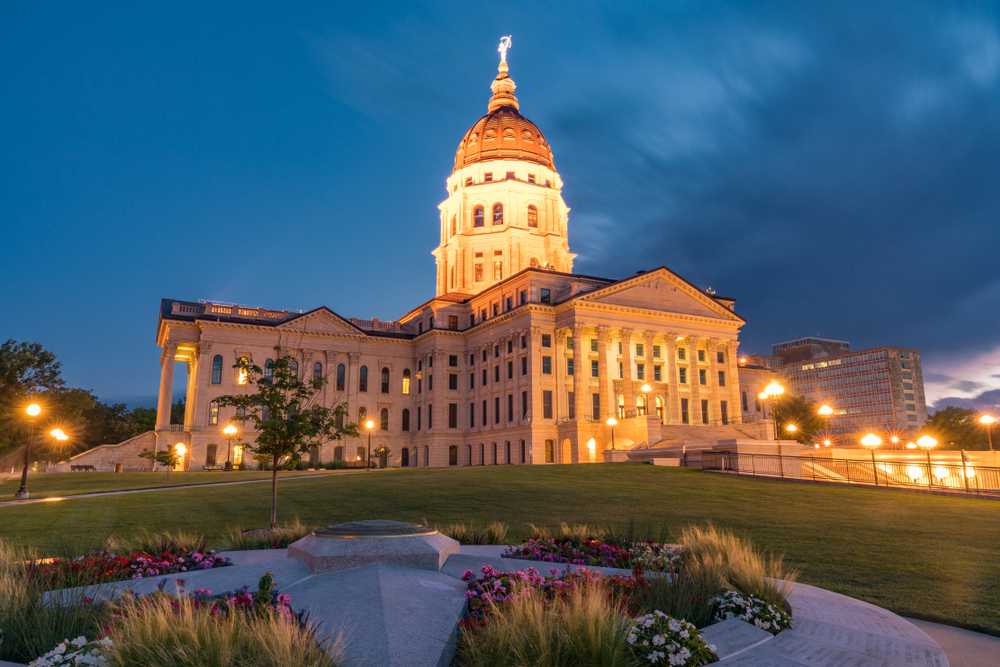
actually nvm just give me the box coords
[287,520,460,574]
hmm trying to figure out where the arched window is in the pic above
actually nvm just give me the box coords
[529,257,539,268]
[359,366,368,392]
[741,391,748,412]
[205,444,217,467]
[336,364,345,391]
[313,362,323,382]
[527,205,538,228]
[264,359,274,381]
[381,367,390,394]
[358,406,367,424]
[233,445,243,466]
[402,409,410,431]
[451,215,457,236]
[449,446,458,466]
[289,360,298,378]
[618,394,625,419]
[237,357,248,385]
[335,410,344,429]
[424,445,429,467]
[334,445,343,461]
[755,397,761,413]
[380,407,389,431]
[236,406,245,418]
[492,203,503,225]
[479,443,484,465]
[636,394,648,416]
[492,442,498,465]
[402,448,410,467]
[208,400,219,425]
[262,406,271,421]
[545,439,554,463]
[474,206,484,227]
[357,446,366,462]
[402,369,411,395]
[505,441,511,464]
[656,396,665,422]
[211,355,223,384]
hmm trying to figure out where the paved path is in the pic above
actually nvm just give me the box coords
[0,471,363,508]
[907,618,1000,667]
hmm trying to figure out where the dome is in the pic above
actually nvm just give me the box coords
[452,59,555,173]
[454,108,554,173]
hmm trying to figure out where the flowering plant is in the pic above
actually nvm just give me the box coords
[627,542,682,572]
[711,591,791,634]
[33,547,232,588]
[27,637,113,667]
[627,612,716,666]
[502,537,634,568]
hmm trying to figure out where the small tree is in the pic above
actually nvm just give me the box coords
[217,348,358,529]
[138,447,182,480]
[775,394,823,445]
[373,445,392,469]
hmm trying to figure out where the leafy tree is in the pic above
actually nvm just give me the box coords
[373,445,392,469]
[80,400,138,451]
[130,406,157,433]
[138,447,182,479]
[927,406,989,450]
[0,340,64,453]
[774,394,824,445]
[217,348,358,529]
[170,397,186,425]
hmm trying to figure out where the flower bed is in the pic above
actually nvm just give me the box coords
[627,613,715,666]
[711,590,792,634]
[501,537,681,571]
[32,547,232,588]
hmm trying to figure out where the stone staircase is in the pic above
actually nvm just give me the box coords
[48,431,158,473]
[627,424,765,465]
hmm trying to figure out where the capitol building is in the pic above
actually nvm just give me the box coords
[58,44,774,472]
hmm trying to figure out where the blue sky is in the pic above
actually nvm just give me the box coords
[2,2,999,411]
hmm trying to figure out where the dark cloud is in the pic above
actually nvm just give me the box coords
[932,387,1000,412]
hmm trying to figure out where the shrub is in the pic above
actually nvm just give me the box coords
[105,529,207,556]
[221,518,315,551]
[441,522,509,545]
[679,524,797,608]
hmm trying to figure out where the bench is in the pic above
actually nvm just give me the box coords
[202,464,225,471]
[70,465,96,472]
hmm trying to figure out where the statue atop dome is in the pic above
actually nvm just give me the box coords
[499,35,511,63]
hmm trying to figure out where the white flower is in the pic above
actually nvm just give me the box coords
[652,634,666,646]
[628,633,637,644]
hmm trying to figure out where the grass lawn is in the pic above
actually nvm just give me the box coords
[1,464,998,636]
[0,470,345,501]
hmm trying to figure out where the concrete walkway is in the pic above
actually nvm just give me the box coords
[0,470,363,508]
[907,618,1000,667]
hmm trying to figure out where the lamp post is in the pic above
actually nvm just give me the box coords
[818,405,833,445]
[606,417,618,450]
[14,404,41,500]
[365,419,375,471]
[979,415,995,451]
[761,380,784,439]
[917,435,937,487]
[861,433,882,486]
[223,424,237,470]
[640,384,651,417]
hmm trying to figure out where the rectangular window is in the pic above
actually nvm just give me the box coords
[681,398,689,424]
[636,363,644,381]
[507,340,513,354]
[506,296,513,311]
[618,342,623,355]
[417,378,422,394]
[507,394,514,421]
[653,345,661,358]
[484,172,493,182]
[721,400,728,425]
[901,362,910,369]
[567,358,574,376]
[522,357,527,375]
[541,334,551,347]
[701,399,709,424]
[902,373,911,379]
[482,400,487,426]
[482,368,487,385]
[470,403,475,427]
[428,374,433,391]
[568,392,575,420]
[904,393,914,400]
[494,397,500,424]
[679,368,687,384]
[907,404,916,411]
[591,360,599,378]
[449,355,458,367]
[475,264,483,282]
[209,402,219,425]
[448,403,458,428]
[908,415,917,422]
[540,288,551,304]
[718,371,726,387]
[591,338,599,352]
[901,353,910,359]
[494,261,503,281]
[519,289,527,305]
[506,171,515,180]
[542,356,552,374]
[636,343,644,358]
[717,351,724,364]
[479,308,486,322]
[528,173,536,183]
[543,391,553,419]
[494,365,500,383]
[417,407,421,430]
[427,405,432,429]
[698,350,705,362]
[448,374,458,390]
[469,372,475,389]
[619,362,623,379]
[482,350,487,362]
[592,393,600,420]
[492,302,499,317]
[699,369,706,385]
[566,336,573,350]
[465,177,473,185]
[522,335,527,349]
[449,316,458,330]
[469,354,475,366]
[522,391,528,417]
[654,365,661,382]
[678,348,686,361]
[507,361,513,379]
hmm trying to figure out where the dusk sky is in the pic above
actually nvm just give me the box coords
[2,2,999,412]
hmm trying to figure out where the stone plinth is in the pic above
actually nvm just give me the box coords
[602,450,630,463]
[287,520,459,575]
[650,458,680,466]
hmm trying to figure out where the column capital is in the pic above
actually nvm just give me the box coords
[528,326,542,340]
[571,322,586,337]
[642,330,656,344]
[620,327,634,341]
[196,341,212,358]
[708,337,722,348]
[432,349,448,359]
[348,352,360,364]
[160,341,179,366]
[325,350,338,364]
[596,325,609,342]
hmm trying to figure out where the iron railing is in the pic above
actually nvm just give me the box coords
[702,451,1000,496]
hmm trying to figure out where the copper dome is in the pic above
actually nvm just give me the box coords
[454,108,554,173]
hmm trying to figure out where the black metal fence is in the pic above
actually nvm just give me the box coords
[702,451,1000,496]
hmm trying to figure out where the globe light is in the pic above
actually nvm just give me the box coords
[786,424,797,432]
[818,405,833,417]
[965,467,976,479]
[223,424,237,436]
[640,384,652,393]
[861,433,882,449]
[917,435,937,450]
[739,358,747,364]
[50,429,68,441]
[890,436,900,444]
[758,392,768,400]
[765,381,784,397]
[823,439,831,446]
[365,420,375,430]
[174,443,186,456]
[606,417,618,427]
[980,415,996,425]
[906,442,917,449]
[26,404,41,417]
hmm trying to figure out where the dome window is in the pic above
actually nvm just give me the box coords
[527,205,538,228]
[474,206,485,228]
[492,203,504,226]
[503,128,515,138]
[466,177,473,186]
[484,172,493,182]
[528,174,536,183]
[505,171,515,180]
[522,130,533,141]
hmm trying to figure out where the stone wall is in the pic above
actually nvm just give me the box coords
[49,431,158,473]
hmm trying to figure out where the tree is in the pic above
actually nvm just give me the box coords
[373,445,392,469]
[170,397,186,425]
[774,394,824,445]
[138,447,182,479]
[217,348,358,529]
[0,340,64,453]
[927,406,988,450]
[131,406,157,433]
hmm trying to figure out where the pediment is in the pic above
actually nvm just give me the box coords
[276,308,362,335]
[579,271,741,321]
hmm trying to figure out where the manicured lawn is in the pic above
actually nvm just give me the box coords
[1,464,998,636]
[0,470,345,501]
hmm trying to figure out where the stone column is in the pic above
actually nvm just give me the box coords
[643,331,656,418]
[620,328,634,417]
[597,326,610,422]
[191,341,213,428]
[726,342,743,424]
[528,327,541,424]
[347,352,359,424]
[184,359,197,428]
[301,349,314,385]
[156,341,179,428]
[572,323,586,426]
[432,349,447,433]
[324,350,338,407]
[709,339,721,424]
[666,334,681,424]
[688,336,701,424]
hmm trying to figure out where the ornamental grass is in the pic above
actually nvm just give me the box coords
[456,578,638,667]
[440,521,510,545]
[220,517,315,550]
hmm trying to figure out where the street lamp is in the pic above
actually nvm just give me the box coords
[917,435,937,484]
[861,433,882,485]
[979,415,996,451]
[15,404,41,500]
[640,384,651,416]
[606,417,618,450]
[365,419,375,471]
[50,429,68,441]
[786,424,797,433]
[760,381,784,438]
[223,424,238,470]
